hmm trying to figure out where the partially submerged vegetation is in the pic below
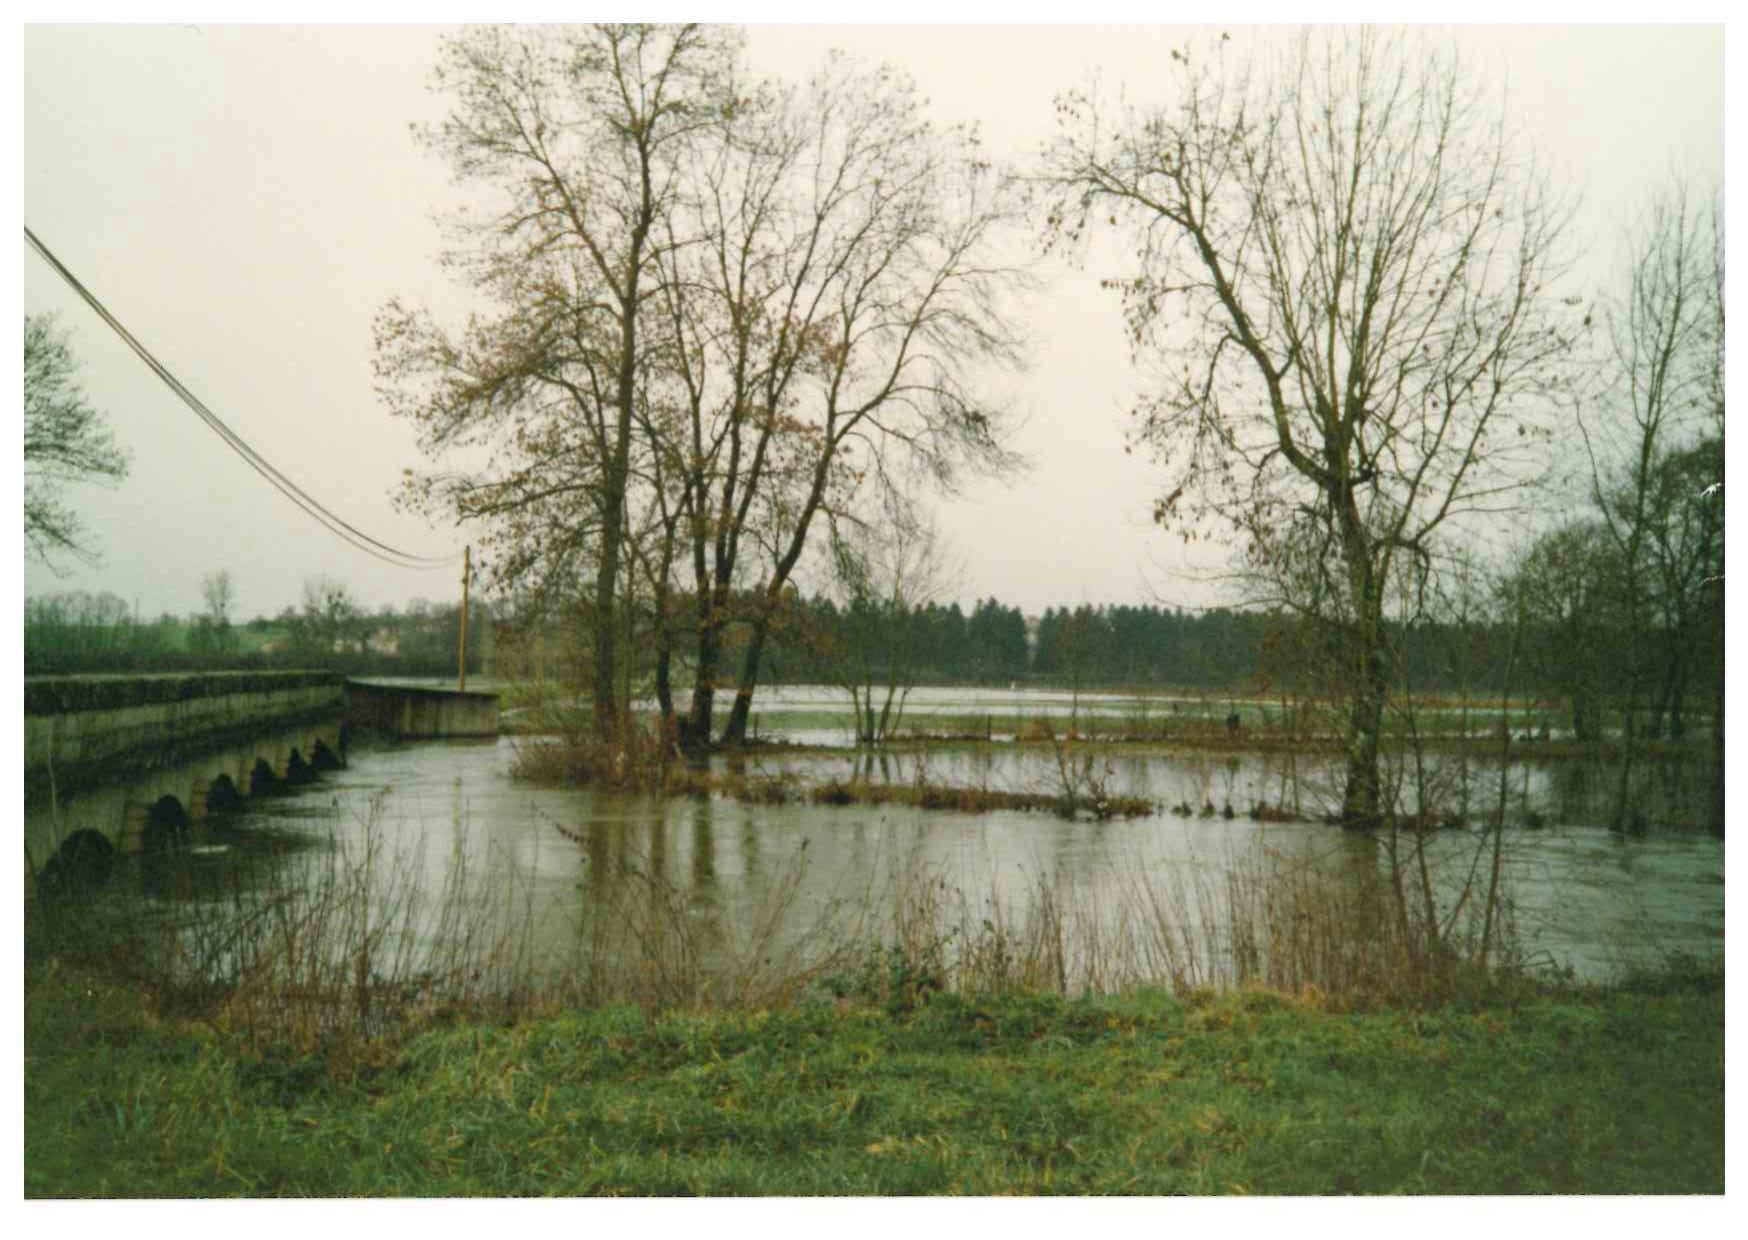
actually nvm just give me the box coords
[508,722,1158,819]
[501,686,1719,838]
[804,778,1153,820]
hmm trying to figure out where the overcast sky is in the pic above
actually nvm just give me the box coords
[17,21,1725,622]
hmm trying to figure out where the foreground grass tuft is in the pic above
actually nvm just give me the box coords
[26,957,1722,1197]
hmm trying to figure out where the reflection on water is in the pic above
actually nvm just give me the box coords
[116,735,1723,989]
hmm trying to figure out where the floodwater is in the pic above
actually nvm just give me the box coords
[126,717,1724,989]
[498,681,1600,747]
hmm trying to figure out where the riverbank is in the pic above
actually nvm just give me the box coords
[25,954,1723,1196]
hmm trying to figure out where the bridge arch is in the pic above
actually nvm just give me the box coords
[38,829,116,895]
[249,758,281,798]
[284,748,316,786]
[142,795,190,854]
[205,773,245,815]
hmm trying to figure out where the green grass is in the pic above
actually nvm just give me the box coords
[25,958,1722,1196]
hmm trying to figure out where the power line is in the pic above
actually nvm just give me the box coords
[24,225,462,570]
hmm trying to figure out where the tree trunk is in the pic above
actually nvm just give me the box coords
[1667,651,1689,740]
[684,598,724,754]
[593,524,625,736]
[593,167,652,736]
[1709,659,1723,835]
[1646,680,1668,741]
[719,425,836,747]
[1339,634,1388,830]
[654,642,674,728]
[1571,683,1598,743]
[1646,644,1680,740]
[721,616,772,746]
[1334,479,1387,831]
[593,488,626,734]
[649,521,679,735]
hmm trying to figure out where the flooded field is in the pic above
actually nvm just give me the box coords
[490,680,1598,747]
[119,725,1723,992]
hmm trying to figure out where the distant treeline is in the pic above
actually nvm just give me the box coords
[22,590,488,679]
[22,584,1712,733]
[9,586,1591,698]
[759,597,1531,695]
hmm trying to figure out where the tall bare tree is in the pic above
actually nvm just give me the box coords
[23,314,129,570]
[1580,187,1722,825]
[383,29,1024,753]
[378,24,738,737]
[652,53,1027,749]
[1042,31,1577,827]
[710,66,1027,746]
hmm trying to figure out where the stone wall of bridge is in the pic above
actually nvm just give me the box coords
[23,672,499,886]
[23,671,348,875]
[25,671,345,792]
[342,679,499,739]
[23,717,349,873]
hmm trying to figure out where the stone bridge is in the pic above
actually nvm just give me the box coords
[23,672,498,888]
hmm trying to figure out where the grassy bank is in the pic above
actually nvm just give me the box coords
[25,956,1722,1196]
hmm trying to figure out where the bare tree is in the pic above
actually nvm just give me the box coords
[202,569,235,628]
[709,65,1028,746]
[297,576,362,661]
[377,24,738,737]
[574,49,1026,751]
[1505,520,1625,744]
[1042,31,1577,827]
[816,497,949,746]
[23,314,129,570]
[193,568,238,659]
[1579,187,1722,825]
[1641,435,1723,740]
[383,28,1025,757]
[642,53,1027,750]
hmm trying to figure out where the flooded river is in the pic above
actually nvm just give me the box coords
[123,730,1724,991]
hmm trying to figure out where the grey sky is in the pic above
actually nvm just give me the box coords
[20,23,1724,622]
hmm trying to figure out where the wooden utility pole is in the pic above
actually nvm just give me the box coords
[458,545,471,692]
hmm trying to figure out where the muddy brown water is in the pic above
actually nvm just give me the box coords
[102,723,1725,992]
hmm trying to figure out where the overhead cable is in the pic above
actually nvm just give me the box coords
[25,225,461,570]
